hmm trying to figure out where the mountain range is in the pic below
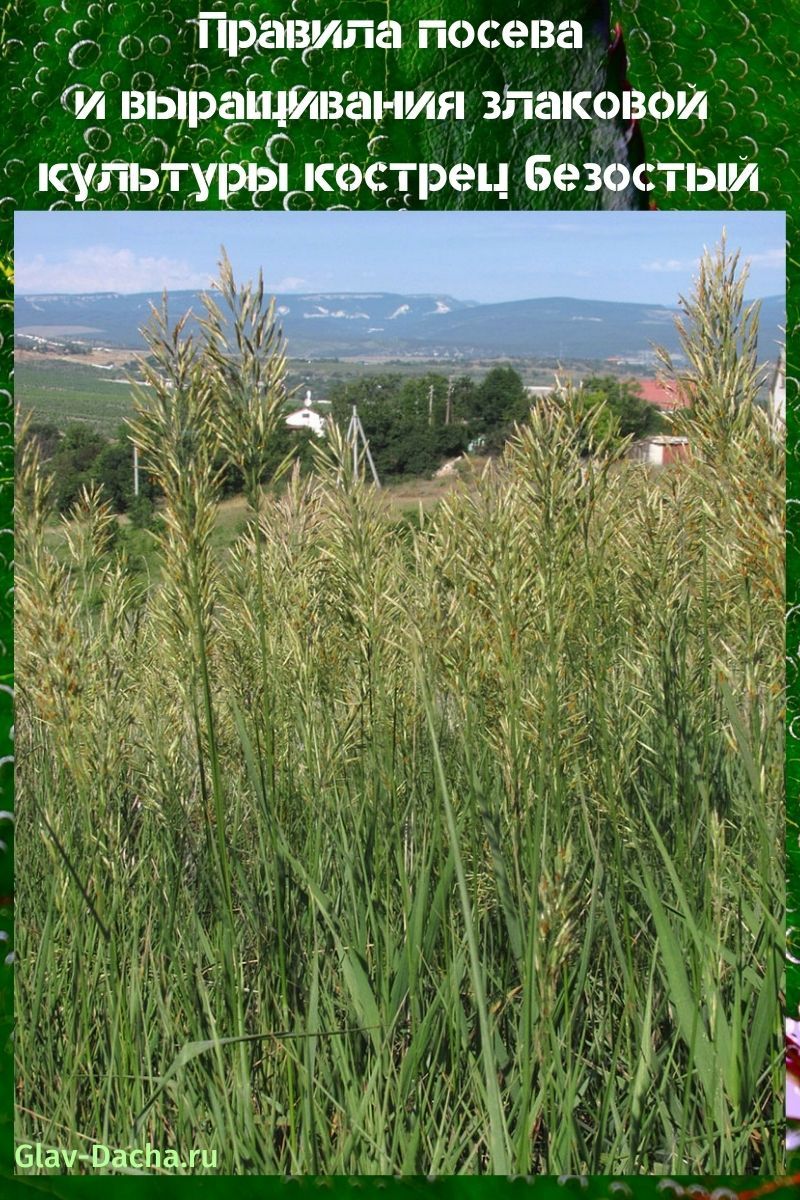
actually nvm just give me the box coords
[16,290,786,363]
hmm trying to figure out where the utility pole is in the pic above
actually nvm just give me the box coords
[346,405,381,487]
[133,441,140,497]
[445,378,453,425]
[428,382,434,428]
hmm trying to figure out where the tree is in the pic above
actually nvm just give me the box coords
[94,441,138,511]
[328,375,403,428]
[448,376,478,426]
[329,375,446,478]
[49,423,106,511]
[262,420,317,483]
[19,420,61,461]
[579,375,664,441]
[327,368,524,477]
[476,366,529,430]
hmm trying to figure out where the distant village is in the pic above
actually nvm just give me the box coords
[283,351,787,474]
[16,313,786,512]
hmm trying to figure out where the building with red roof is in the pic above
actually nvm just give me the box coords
[635,378,689,413]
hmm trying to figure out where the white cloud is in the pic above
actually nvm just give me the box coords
[263,275,310,291]
[643,246,785,275]
[16,246,214,294]
[746,247,786,267]
[641,257,695,273]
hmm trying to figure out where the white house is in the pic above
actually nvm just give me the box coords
[285,389,327,437]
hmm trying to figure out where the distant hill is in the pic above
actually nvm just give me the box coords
[15,290,786,364]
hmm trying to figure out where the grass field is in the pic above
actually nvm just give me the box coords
[16,247,784,1174]
[14,358,139,434]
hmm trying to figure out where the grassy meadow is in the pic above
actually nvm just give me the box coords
[14,358,138,434]
[15,246,784,1174]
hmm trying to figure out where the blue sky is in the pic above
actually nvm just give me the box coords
[14,211,785,305]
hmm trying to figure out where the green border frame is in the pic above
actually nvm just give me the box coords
[2,0,798,1190]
